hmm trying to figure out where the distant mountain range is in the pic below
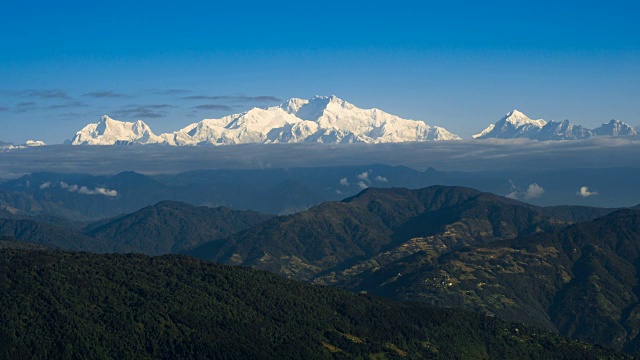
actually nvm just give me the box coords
[5,165,640,221]
[474,109,637,140]
[0,166,516,219]
[70,95,461,145]
[67,100,638,145]
[3,99,637,146]
[0,139,46,151]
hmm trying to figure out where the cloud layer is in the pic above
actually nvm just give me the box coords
[112,104,176,119]
[183,95,281,103]
[2,138,640,178]
[1,89,71,99]
[193,104,234,111]
[84,91,129,98]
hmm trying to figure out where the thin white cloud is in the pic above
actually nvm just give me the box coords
[505,191,519,199]
[39,181,51,189]
[524,183,544,199]
[357,181,368,189]
[80,186,118,197]
[577,186,598,197]
[96,187,118,197]
[61,182,79,192]
[375,175,388,182]
[339,177,349,186]
[357,171,370,181]
[59,182,117,197]
[77,186,92,194]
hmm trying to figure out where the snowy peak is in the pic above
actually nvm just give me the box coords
[594,119,637,137]
[535,119,593,140]
[158,107,312,146]
[474,112,637,141]
[279,97,308,114]
[501,109,547,128]
[474,110,546,139]
[280,95,461,141]
[0,140,46,151]
[280,95,354,122]
[151,95,462,146]
[95,116,151,137]
[71,116,164,145]
[25,140,46,147]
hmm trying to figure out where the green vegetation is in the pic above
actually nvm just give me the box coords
[0,249,627,359]
[0,201,272,255]
[2,186,635,355]
[0,236,50,250]
[0,218,105,251]
[188,186,611,282]
[85,201,273,255]
[356,209,640,354]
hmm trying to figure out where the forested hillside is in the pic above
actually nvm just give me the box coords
[0,249,627,359]
[347,209,640,353]
[188,186,613,281]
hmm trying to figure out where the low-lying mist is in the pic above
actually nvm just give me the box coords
[1,137,639,178]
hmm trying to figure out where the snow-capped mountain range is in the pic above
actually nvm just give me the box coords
[473,110,637,140]
[70,96,461,145]
[70,118,163,145]
[68,98,637,145]
[1,140,46,152]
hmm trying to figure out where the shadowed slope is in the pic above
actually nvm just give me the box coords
[0,249,626,359]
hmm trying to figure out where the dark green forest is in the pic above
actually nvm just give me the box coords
[0,201,272,255]
[0,249,627,359]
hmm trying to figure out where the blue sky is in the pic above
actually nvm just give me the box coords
[1,0,638,143]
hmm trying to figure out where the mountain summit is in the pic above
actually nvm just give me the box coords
[71,116,164,145]
[473,110,547,139]
[474,110,637,140]
[70,96,461,145]
[594,119,638,136]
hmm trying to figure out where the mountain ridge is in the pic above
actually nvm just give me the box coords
[356,209,640,353]
[474,109,637,140]
[72,115,164,145]
[69,105,640,144]
[84,200,273,255]
[186,185,616,281]
[71,95,462,145]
